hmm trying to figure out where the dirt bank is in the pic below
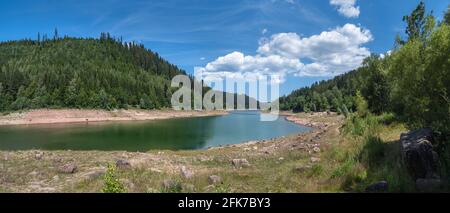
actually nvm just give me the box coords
[0,109,227,126]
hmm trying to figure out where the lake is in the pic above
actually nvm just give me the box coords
[0,111,310,151]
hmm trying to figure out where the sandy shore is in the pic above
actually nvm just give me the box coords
[0,109,227,126]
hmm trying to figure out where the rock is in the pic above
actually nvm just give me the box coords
[294,165,312,173]
[365,181,388,192]
[35,151,44,160]
[415,178,442,192]
[58,163,77,174]
[28,171,38,176]
[310,157,321,163]
[400,128,440,180]
[278,157,285,161]
[208,175,222,184]
[313,147,321,153]
[52,175,60,182]
[232,159,250,168]
[180,166,194,179]
[150,168,162,173]
[115,159,131,169]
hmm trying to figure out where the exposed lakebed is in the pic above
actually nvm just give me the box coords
[0,111,310,151]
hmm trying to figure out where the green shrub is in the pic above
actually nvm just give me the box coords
[102,164,126,193]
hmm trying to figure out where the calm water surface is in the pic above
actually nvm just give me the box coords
[0,111,310,151]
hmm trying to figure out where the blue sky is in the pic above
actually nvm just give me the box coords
[0,0,448,96]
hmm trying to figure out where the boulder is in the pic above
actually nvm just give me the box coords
[208,175,222,184]
[180,166,194,179]
[28,171,38,176]
[115,159,131,169]
[313,147,321,153]
[415,178,442,192]
[34,151,44,160]
[365,181,388,192]
[310,157,321,163]
[232,159,250,168]
[400,128,440,180]
[58,163,77,174]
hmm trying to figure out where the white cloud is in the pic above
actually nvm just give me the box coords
[262,28,268,35]
[380,50,392,59]
[258,24,372,76]
[330,0,360,18]
[198,51,303,84]
[198,24,372,83]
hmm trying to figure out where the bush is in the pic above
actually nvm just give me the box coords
[102,164,126,193]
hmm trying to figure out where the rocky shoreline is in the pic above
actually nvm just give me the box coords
[0,109,227,126]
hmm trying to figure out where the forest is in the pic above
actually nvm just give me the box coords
[0,32,186,111]
[280,2,449,138]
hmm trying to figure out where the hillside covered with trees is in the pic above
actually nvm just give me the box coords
[0,33,186,111]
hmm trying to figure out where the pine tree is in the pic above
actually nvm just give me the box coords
[54,28,59,40]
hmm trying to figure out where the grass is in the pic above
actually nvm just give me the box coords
[324,113,416,192]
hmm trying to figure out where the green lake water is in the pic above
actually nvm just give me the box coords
[0,111,310,151]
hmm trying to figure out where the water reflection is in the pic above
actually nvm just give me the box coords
[0,111,310,151]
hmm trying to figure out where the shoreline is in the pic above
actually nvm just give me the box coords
[0,109,228,126]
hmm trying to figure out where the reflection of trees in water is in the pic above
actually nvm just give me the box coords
[0,117,218,151]
[102,117,217,151]
[121,117,217,151]
[180,116,216,150]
